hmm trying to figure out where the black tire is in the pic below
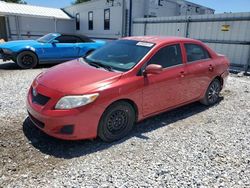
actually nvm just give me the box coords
[98,101,135,142]
[16,51,38,69]
[200,78,222,106]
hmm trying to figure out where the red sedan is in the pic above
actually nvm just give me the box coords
[27,36,229,142]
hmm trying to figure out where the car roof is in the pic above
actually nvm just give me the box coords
[123,36,201,45]
[60,33,93,42]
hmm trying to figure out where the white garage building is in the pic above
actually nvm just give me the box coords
[0,1,74,41]
[64,0,214,39]
[0,0,214,41]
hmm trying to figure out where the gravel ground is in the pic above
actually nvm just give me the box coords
[0,60,249,188]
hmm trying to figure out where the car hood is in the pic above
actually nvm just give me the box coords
[0,40,40,50]
[36,59,122,94]
[94,40,106,45]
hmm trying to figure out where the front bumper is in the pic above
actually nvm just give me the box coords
[26,84,104,140]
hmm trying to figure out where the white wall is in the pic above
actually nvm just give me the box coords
[56,19,75,34]
[63,0,214,39]
[64,0,124,39]
[132,12,250,70]
[179,1,214,16]
[6,15,74,40]
[147,0,179,17]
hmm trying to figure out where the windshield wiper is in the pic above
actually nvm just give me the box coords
[86,60,114,72]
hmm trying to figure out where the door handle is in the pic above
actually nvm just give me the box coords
[209,64,214,72]
[180,71,185,78]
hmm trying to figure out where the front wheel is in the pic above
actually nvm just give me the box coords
[98,101,135,142]
[16,51,38,69]
[200,79,222,106]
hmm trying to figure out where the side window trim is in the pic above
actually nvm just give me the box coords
[185,57,211,64]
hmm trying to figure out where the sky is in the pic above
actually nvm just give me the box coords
[24,0,250,13]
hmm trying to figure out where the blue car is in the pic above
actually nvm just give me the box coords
[0,33,106,69]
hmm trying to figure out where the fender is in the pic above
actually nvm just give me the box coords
[23,46,36,53]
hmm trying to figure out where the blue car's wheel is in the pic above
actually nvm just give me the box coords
[16,51,38,69]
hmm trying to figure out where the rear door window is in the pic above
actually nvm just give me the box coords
[184,44,210,62]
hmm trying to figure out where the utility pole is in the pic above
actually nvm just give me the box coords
[128,0,132,36]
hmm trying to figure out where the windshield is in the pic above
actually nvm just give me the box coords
[37,33,59,43]
[84,40,155,72]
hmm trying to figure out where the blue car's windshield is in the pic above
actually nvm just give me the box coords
[84,40,155,72]
[37,33,59,43]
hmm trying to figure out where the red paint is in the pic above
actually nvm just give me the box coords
[27,36,229,140]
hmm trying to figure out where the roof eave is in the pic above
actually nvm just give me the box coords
[0,12,73,20]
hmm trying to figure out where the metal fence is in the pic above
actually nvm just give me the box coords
[132,12,250,73]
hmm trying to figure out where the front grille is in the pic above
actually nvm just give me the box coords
[28,112,45,129]
[31,88,50,106]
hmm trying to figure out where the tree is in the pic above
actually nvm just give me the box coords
[72,0,91,5]
[1,0,26,4]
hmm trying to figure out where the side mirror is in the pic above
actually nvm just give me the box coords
[144,64,163,75]
[51,39,59,44]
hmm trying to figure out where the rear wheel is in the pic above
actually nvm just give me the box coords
[98,101,135,142]
[16,51,38,69]
[201,78,222,106]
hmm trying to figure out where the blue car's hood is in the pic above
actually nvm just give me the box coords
[0,40,40,51]
[93,40,107,45]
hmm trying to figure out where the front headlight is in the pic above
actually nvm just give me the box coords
[2,49,13,54]
[55,93,99,110]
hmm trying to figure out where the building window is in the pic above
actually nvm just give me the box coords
[196,7,200,13]
[88,11,93,30]
[158,0,163,6]
[76,13,80,30]
[104,9,110,30]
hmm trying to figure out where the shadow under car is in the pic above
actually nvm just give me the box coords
[22,98,223,159]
